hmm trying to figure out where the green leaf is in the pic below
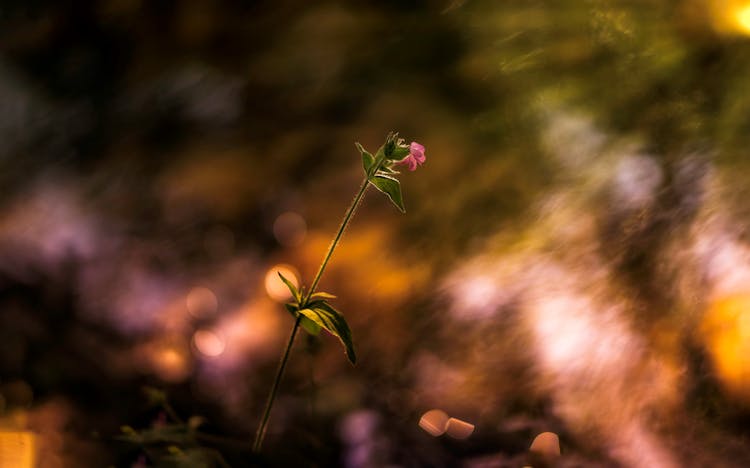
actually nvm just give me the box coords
[356,142,375,175]
[388,145,410,160]
[370,174,406,213]
[285,302,321,335]
[300,316,322,335]
[309,291,337,301]
[298,302,356,364]
[277,272,300,302]
[142,386,167,406]
[167,446,183,456]
[374,143,386,162]
[118,424,192,445]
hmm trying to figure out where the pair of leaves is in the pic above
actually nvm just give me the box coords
[118,424,193,445]
[118,426,225,467]
[278,273,356,365]
[355,142,406,213]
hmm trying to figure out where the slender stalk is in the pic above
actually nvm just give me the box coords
[253,171,375,453]
[305,176,369,302]
[253,315,302,453]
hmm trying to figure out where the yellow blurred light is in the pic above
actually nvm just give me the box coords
[150,342,191,382]
[264,264,300,302]
[736,4,750,31]
[708,0,750,35]
[700,294,750,402]
[192,329,226,357]
[0,431,36,468]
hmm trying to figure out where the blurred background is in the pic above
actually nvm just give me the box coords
[3,0,750,466]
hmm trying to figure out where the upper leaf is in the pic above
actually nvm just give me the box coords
[309,291,337,301]
[369,174,406,213]
[284,302,298,317]
[142,386,167,406]
[117,424,192,444]
[356,142,375,176]
[277,272,300,302]
[297,302,356,364]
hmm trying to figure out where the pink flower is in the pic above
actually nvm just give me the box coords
[396,142,426,171]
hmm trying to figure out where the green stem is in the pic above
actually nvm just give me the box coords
[253,315,302,453]
[305,176,370,302]
[253,168,377,453]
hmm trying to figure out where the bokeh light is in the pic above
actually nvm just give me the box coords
[707,0,750,35]
[737,4,750,32]
[139,339,192,383]
[264,264,300,302]
[529,432,561,458]
[418,409,449,437]
[701,294,750,403]
[192,329,226,357]
[445,417,475,440]
[0,432,36,468]
[208,298,285,371]
[186,286,218,318]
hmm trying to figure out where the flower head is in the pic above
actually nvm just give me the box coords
[396,142,426,171]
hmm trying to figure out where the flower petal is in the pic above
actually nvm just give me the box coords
[410,141,425,153]
[410,141,426,164]
[406,156,418,171]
